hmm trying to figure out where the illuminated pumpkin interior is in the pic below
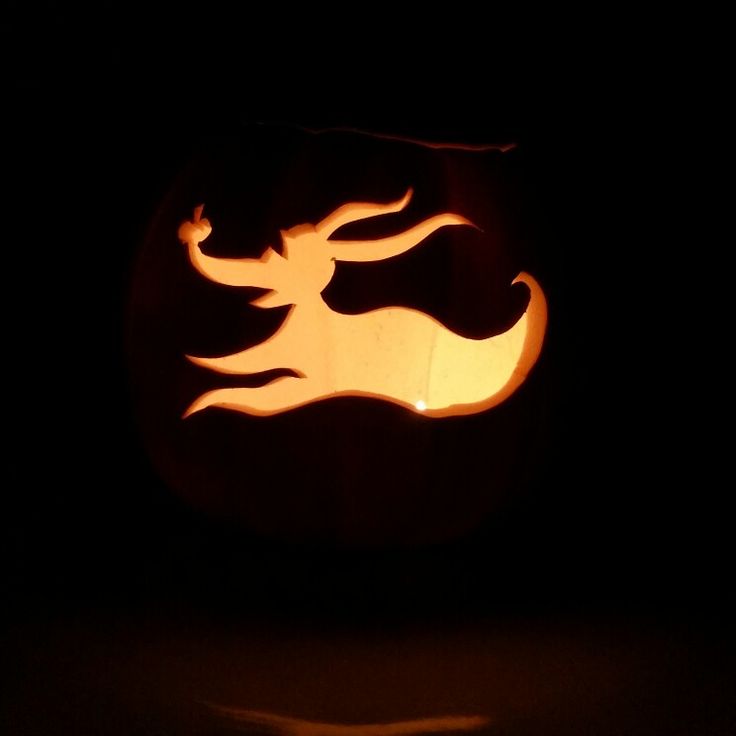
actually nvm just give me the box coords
[178,189,547,419]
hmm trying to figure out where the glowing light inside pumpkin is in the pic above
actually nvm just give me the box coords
[179,189,547,419]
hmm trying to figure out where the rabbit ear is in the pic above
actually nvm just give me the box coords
[316,189,413,238]
[329,212,475,263]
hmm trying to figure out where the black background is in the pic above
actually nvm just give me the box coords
[3,11,732,735]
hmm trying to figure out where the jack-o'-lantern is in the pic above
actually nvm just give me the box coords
[128,125,549,545]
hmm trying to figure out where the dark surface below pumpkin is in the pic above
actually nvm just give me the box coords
[4,608,735,736]
[4,21,730,736]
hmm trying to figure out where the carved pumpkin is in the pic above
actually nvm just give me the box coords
[128,126,549,545]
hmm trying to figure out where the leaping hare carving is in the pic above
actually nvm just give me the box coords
[179,189,546,418]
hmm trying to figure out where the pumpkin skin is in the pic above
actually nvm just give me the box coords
[128,126,548,545]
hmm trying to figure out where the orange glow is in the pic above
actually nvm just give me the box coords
[208,707,491,736]
[178,190,547,418]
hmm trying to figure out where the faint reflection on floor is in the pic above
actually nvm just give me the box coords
[207,707,491,736]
